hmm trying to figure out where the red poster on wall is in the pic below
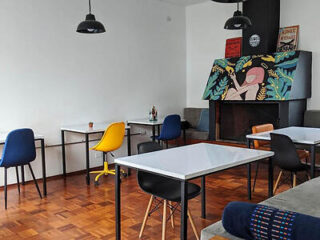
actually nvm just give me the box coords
[225,37,242,58]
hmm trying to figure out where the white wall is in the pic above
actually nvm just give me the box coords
[280,0,320,110]
[0,0,187,185]
[186,0,320,109]
[186,2,240,108]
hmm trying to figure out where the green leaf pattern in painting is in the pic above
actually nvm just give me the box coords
[215,59,229,69]
[235,56,251,72]
[274,51,296,63]
[275,58,298,69]
[211,76,228,100]
[275,68,295,84]
[265,75,292,100]
[202,71,220,100]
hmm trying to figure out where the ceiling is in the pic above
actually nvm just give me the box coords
[157,0,209,6]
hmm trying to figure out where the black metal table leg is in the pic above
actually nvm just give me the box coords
[183,128,186,145]
[180,180,188,240]
[127,128,131,176]
[311,144,316,179]
[152,126,156,142]
[157,125,161,143]
[41,139,47,196]
[85,133,90,185]
[247,139,252,200]
[21,165,25,185]
[115,164,121,240]
[247,163,251,200]
[268,157,274,197]
[201,176,206,219]
[61,130,66,178]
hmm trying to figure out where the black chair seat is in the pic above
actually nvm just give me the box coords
[282,163,309,172]
[140,174,201,202]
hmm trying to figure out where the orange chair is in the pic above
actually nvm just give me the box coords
[90,122,126,185]
[251,124,309,192]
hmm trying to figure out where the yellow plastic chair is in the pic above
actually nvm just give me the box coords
[90,122,126,184]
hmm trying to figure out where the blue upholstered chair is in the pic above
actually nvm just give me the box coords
[156,114,181,148]
[0,128,42,209]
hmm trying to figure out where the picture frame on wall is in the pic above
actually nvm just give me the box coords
[225,37,242,58]
[276,25,299,52]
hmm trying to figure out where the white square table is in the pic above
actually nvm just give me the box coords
[246,126,320,178]
[114,143,273,240]
[61,122,131,185]
[127,117,187,144]
[0,132,47,196]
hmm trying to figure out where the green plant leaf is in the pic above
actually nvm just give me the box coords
[235,56,251,72]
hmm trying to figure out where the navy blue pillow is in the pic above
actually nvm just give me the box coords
[222,201,320,240]
[197,109,209,132]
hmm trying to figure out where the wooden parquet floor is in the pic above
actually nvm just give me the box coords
[0,163,305,240]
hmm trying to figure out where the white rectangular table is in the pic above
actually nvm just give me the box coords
[246,126,320,178]
[61,122,131,185]
[0,132,47,196]
[127,117,187,144]
[114,143,273,240]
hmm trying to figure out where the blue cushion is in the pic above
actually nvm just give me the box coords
[222,201,320,240]
[197,109,209,132]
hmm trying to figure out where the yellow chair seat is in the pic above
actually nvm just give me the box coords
[89,122,126,184]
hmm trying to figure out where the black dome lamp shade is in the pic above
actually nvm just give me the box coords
[77,0,106,34]
[224,3,252,30]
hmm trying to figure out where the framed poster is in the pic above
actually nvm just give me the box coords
[225,37,242,58]
[277,25,299,52]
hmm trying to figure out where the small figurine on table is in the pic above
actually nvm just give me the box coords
[149,106,158,121]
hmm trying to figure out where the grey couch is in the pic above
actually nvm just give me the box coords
[304,110,320,128]
[201,177,320,240]
[184,108,209,141]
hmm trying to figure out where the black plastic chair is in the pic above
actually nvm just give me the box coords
[271,133,309,194]
[137,142,200,240]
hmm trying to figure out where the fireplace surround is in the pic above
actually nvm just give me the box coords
[203,51,312,143]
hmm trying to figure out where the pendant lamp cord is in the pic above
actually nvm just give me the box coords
[89,0,92,14]
[237,2,239,11]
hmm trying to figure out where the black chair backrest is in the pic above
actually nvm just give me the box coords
[270,133,302,171]
[137,142,163,194]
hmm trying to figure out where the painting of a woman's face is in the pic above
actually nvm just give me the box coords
[242,67,265,86]
[246,75,256,84]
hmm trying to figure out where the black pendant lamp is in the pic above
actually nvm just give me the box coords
[224,2,252,30]
[212,0,247,2]
[77,0,106,34]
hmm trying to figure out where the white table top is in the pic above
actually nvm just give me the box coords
[115,143,273,180]
[61,122,130,134]
[246,126,320,145]
[128,117,186,126]
[0,132,44,144]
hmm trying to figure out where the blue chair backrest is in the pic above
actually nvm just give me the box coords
[159,114,181,140]
[0,128,36,168]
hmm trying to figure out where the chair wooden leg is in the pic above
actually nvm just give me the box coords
[168,201,174,229]
[4,168,7,210]
[15,166,20,194]
[162,200,167,240]
[188,209,199,240]
[273,171,283,194]
[139,196,154,239]
[293,173,297,187]
[28,164,42,199]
